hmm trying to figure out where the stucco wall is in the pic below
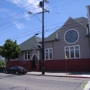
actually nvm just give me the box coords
[58,18,90,59]
[45,59,90,72]
[44,18,90,60]
[6,59,90,72]
[6,60,41,71]
[18,49,41,60]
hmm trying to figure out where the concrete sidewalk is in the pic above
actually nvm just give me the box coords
[27,71,90,78]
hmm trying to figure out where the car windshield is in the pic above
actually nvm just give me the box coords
[17,66,25,69]
[10,67,14,69]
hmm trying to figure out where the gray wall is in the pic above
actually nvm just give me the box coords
[44,18,90,60]
[18,49,41,60]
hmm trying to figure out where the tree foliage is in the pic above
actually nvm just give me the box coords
[0,60,6,67]
[0,39,21,61]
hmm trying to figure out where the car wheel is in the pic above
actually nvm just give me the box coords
[15,71,19,75]
[23,73,25,75]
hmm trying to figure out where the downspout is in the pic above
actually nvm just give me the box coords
[52,41,54,71]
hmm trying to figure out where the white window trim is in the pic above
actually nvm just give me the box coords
[24,51,31,60]
[31,53,38,60]
[64,45,81,59]
[45,48,53,60]
[64,29,79,44]
[31,54,38,66]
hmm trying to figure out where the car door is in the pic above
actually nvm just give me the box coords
[9,67,14,73]
[12,66,18,73]
[10,66,17,74]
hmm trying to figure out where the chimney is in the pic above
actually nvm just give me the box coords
[86,5,90,25]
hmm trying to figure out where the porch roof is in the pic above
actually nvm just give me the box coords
[19,36,42,51]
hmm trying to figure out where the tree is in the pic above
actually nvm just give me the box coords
[0,60,6,67]
[0,39,21,61]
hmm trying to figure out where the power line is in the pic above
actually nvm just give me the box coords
[50,0,80,9]
[0,20,88,44]
[0,15,35,31]
[49,0,63,4]
[0,0,82,30]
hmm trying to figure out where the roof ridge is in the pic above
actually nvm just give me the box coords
[74,16,88,20]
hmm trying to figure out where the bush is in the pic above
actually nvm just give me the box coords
[0,60,6,72]
[0,60,6,68]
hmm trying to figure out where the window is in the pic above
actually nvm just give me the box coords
[24,51,30,60]
[45,48,53,60]
[65,45,80,59]
[64,29,79,44]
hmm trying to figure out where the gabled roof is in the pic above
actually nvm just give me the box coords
[44,17,88,42]
[74,17,88,27]
[44,29,60,42]
[19,17,88,50]
[19,36,42,51]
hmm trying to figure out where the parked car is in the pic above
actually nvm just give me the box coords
[4,66,27,75]
[0,67,5,72]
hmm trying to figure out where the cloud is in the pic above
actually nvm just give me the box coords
[7,0,42,13]
[0,8,9,12]
[0,8,12,18]
[13,20,26,29]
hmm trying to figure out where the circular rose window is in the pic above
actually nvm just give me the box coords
[64,30,79,44]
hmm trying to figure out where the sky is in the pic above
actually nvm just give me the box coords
[0,0,90,46]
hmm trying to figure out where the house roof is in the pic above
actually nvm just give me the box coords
[44,17,88,42]
[44,29,60,42]
[19,36,42,51]
[19,17,88,50]
[74,17,88,27]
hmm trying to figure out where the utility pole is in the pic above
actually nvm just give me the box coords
[39,0,49,75]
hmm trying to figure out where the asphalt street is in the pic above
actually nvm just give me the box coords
[0,73,89,90]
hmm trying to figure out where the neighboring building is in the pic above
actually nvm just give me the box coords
[6,5,90,72]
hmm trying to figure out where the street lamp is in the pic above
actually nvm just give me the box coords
[28,11,42,23]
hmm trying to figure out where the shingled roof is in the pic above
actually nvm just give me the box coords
[19,36,41,51]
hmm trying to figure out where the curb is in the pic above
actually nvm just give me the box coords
[26,73,90,78]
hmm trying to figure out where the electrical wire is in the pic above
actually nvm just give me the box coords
[50,0,80,9]
[0,20,88,44]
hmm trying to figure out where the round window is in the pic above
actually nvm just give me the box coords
[64,30,79,44]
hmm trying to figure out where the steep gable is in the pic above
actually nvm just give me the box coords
[45,17,88,42]
[19,36,41,51]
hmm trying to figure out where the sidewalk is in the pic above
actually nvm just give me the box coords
[27,71,90,78]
